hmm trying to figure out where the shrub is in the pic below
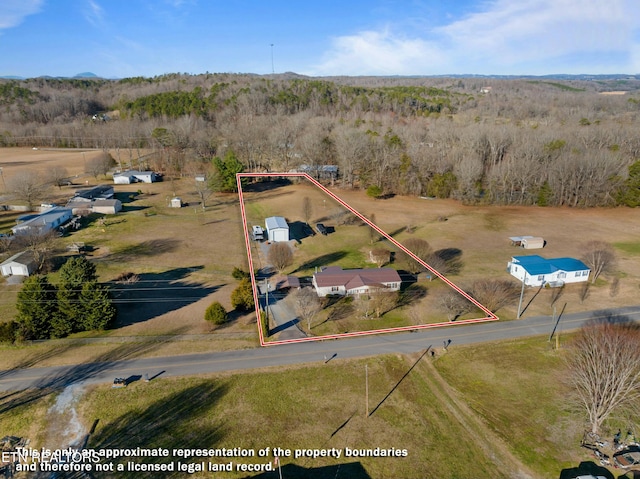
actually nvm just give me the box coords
[0,321,18,343]
[366,185,383,199]
[231,278,255,311]
[205,302,228,325]
[232,267,250,280]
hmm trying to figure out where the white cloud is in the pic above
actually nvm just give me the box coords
[309,28,448,76]
[311,0,640,75]
[0,0,43,30]
[84,0,105,27]
[438,0,636,66]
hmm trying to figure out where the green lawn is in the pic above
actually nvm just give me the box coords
[614,241,640,255]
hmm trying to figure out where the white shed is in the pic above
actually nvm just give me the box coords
[265,216,289,242]
[170,197,182,208]
[0,251,37,277]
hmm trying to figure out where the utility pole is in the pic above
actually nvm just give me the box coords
[516,271,526,319]
[270,44,275,74]
[365,364,369,418]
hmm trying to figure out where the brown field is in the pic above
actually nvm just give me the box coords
[0,148,638,360]
[244,178,640,330]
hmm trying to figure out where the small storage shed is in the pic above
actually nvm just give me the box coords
[509,236,544,249]
[265,216,289,242]
[0,251,37,277]
[170,197,182,208]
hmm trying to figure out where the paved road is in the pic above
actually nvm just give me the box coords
[1,305,639,392]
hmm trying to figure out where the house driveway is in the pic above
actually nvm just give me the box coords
[258,282,306,340]
[253,239,306,340]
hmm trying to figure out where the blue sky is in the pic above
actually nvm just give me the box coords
[1,0,639,78]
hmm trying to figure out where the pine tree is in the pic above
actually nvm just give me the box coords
[15,275,57,340]
[55,256,98,334]
[78,282,117,331]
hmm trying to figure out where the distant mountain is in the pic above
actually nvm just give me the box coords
[73,72,99,78]
[0,72,101,80]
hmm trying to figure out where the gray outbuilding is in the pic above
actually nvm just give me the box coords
[265,216,289,242]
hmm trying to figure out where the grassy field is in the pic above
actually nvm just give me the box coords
[1,335,628,478]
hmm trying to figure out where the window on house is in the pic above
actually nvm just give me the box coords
[575,272,581,277]
[537,275,544,281]
[558,272,566,279]
[331,286,339,292]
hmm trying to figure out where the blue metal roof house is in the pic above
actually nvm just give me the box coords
[507,255,590,287]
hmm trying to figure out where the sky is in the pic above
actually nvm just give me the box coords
[1,0,639,78]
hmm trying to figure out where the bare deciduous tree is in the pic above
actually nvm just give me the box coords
[400,238,432,274]
[367,290,399,318]
[289,287,322,330]
[45,166,69,189]
[470,279,521,313]
[194,175,213,210]
[86,152,116,179]
[582,241,616,284]
[267,242,293,272]
[15,230,59,272]
[301,196,312,225]
[438,290,474,321]
[369,248,391,268]
[567,320,640,435]
[6,170,48,210]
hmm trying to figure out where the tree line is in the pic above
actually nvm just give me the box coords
[1,74,640,207]
[1,256,117,342]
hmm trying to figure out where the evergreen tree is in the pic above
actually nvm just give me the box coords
[78,282,117,331]
[55,256,98,334]
[15,275,57,340]
[209,151,245,193]
[617,160,640,207]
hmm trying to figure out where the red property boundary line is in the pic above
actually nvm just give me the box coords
[236,173,498,347]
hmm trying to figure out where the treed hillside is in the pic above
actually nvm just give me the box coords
[1,73,640,207]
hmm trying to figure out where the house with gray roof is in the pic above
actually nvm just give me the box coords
[11,207,73,235]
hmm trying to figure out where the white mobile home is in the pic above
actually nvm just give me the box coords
[265,216,289,242]
[507,255,590,287]
[12,207,73,235]
[113,170,158,184]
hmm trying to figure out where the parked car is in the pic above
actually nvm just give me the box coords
[316,223,328,235]
[252,225,264,241]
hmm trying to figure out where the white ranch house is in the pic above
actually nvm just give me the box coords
[507,255,590,287]
[312,266,402,297]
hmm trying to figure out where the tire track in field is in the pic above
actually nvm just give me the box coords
[419,356,538,479]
